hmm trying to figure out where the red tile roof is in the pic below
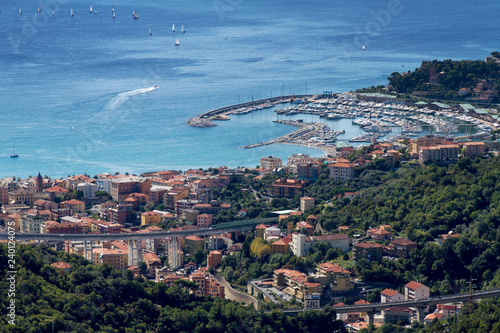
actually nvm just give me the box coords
[317,262,351,274]
[45,186,69,193]
[62,199,84,205]
[51,262,72,269]
[354,299,371,305]
[405,281,425,290]
[381,288,400,297]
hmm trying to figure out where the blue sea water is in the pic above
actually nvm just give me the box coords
[0,0,498,178]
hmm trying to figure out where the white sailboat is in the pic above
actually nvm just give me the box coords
[111,5,115,13]
[132,8,138,19]
[37,5,41,13]
[70,8,74,16]
[10,141,19,158]
[112,12,115,18]
[175,38,179,46]
[19,8,22,15]
[52,7,55,16]
[181,25,185,33]
[94,9,97,15]
[90,5,93,13]
[149,28,152,36]
[172,24,175,33]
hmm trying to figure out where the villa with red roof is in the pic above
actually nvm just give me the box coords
[61,199,85,213]
[405,281,430,300]
[51,262,72,271]
[380,288,404,303]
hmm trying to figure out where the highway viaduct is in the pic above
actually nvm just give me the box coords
[0,217,277,267]
[281,288,500,324]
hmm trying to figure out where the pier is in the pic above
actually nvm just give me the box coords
[187,95,314,128]
[240,120,339,155]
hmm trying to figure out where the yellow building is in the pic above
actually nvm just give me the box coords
[6,213,21,231]
[8,189,34,205]
[61,199,85,213]
[273,268,323,300]
[93,248,128,270]
[141,211,162,226]
[315,262,353,292]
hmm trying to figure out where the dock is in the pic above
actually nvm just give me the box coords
[240,120,340,154]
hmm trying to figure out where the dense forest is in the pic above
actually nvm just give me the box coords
[383,52,500,101]
[0,245,346,333]
[296,157,500,295]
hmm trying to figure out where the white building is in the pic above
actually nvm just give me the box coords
[264,226,281,242]
[77,183,99,198]
[291,233,350,257]
[20,214,44,234]
[287,153,315,173]
[61,216,84,224]
[404,281,430,300]
[260,156,283,171]
[304,293,321,309]
[96,178,112,194]
[380,288,405,303]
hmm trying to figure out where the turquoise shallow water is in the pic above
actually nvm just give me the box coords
[0,0,498,178]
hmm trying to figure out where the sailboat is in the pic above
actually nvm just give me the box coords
[175,38,179,46]
[94,8,97,15]
[172,24,175,33]
[70,8,74,16]
[112,12,115,18]
[111,5,115,13]
[132,8,138,19]
[149,28,152,36]
[52,7,55,16]
[37,5,41,13]
[19,8,22,15]
[90,5,93,13]
[10,142,19,158]
[181,25,185,33]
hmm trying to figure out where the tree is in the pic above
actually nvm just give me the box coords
[95,190,110,198]
[139,262,148,275]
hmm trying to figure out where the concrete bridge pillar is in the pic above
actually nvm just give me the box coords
[128,240,139,266]
[366,311,375,326]
[167,237,182,269]
[415,306,426,323]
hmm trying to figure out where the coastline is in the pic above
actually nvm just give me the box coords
[278,142,335,157]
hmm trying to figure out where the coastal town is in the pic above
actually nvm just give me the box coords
[0,126,495,330]
[2,54,500,331]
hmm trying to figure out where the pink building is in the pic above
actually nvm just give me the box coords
[197,213,213,228]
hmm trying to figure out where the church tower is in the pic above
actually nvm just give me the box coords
[36,172,43,193]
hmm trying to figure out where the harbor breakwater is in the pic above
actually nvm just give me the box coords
[187,95,315,128]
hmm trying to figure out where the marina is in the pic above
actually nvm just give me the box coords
[192,92,497,152]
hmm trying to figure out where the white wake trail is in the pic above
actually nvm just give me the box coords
[106,86,157,110]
